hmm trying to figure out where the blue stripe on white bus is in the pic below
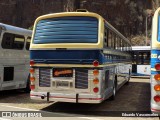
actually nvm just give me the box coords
[151,50,160,68]
[30,50,131,64]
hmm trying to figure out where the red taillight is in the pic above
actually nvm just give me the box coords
[93,78,99,84]
[154,95,160,102]
[30,68,35,74]
[155,64,160,70]
[93,69,99,76]
[93,60,99,67]
[30,60,35,66]
[30,85,35,90]
[154,74,160,81]
[93,87,99,93]
[30,77,35,82]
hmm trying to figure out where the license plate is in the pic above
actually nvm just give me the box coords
[53,68,73,77]
[56,81,69,87]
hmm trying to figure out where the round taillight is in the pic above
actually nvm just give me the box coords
[154,74,160,81]
[30,68,35,74]
[30,77,35,82]
[93,87,99,93]
[154,95,160,102]
[30,85,35,90]
[93,60,99,67]
[154,85,160,91]
[93,69,99,76]
[93,78,99,84]
[155,64,160,70]
[30,60,35,66]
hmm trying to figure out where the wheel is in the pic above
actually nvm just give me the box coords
[110,77,117,100]
[24,75,30,93]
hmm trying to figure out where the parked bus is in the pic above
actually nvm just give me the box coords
[0,23,32,92]
[30,10,132,103]
[151,8,160,112]
[132,46,150,76]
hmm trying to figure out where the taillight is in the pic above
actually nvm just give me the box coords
[93,69,99,76]
[30,77,35,82]
[30,68,35,74]
[154,85,160,91]
[154,95,160,102]
[30,85,35,90]
[30,60,35,66]
[155,64,160,70]
[93,78,99,84]
[93,60,99,67]
[93,87,99,93]
[154,74,160,81]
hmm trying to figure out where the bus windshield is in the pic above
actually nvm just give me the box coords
[33,16,98,44]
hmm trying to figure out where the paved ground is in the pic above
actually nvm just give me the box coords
[0,77,159,120]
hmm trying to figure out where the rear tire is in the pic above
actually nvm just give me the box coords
[110,77,117,100]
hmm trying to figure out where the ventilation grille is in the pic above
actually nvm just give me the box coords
[34,16,98,44]
[75,69,88,89]
[39,68,51,87]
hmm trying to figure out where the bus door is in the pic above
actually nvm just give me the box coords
[137,52,150,76]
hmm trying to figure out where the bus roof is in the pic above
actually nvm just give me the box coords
[0,23,32,36]
[131,46,151,51]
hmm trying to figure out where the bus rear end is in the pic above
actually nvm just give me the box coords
[30,12,106,103]
[151,8,160,112]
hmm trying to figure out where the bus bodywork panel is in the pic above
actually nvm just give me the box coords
[30,11,131,103]
[30,50,102,64]
[0,23,32,91]
[151,7,160,112]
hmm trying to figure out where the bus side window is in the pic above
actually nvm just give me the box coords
[14,35,25,49]
[1,33,24,50]
[117,37,120,50]
[120,39,122,51]
[26,37,31,50]
[112,33,115,49]
[2,33,14,49]
[108,31,112,48]
[114,35,116,49]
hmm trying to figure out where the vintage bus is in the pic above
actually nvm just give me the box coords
[132,46,150,76]
[151,8,160,112]
[30,10,132,103]
[0,23,32,92]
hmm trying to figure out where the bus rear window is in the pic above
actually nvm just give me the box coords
[34,16,98,44]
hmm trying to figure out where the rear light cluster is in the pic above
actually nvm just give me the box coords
[154,95,160,102]
[155,64,160,71]
[153,64,160,102]
[30,60,35,66]
[30,60,35,90]
[93,69,99,93]
[93,60,99,67]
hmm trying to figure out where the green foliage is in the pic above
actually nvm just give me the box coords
[28,25,33,30]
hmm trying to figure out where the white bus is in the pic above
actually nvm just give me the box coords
[30,10,132,103]
[0,23,32,92]
[151,7,160,113]
[132,46,150,76]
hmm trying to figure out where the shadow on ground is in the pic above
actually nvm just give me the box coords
[41,82,151,116]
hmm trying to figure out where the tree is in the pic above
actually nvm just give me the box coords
[64,0,80,12]
[152,0,160,11]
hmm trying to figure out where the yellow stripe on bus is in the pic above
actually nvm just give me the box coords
[32,62,131,68]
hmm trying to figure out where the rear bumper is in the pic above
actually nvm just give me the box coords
[30,91,103,103]
[151,102,160,114]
